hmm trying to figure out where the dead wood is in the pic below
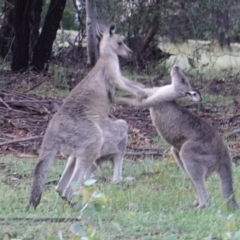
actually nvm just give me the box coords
[0,136,43,146]
[0,89,158,155]
[226,128,240,138]
[0,88,239,156]
[125,151,162,157]
[127,146,161,151]
[23,78,48,93]
[0,90,62,154]
[0,217,80,222]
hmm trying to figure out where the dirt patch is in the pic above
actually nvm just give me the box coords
[0,72,239,160]
[207,78,240,96]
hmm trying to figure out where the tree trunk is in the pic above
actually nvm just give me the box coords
[86,0,98,67]
[215,5,230,49]
[0,2,14,59]
[222,9,230,48]
[11,0,32,72]
[30,0,44,56]
[135,15,159,71]
[31,0,67,72]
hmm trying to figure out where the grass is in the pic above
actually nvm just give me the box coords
[158,41,240,80]
[1,154,240,239]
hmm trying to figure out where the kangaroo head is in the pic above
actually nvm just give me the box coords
[170,65,202,102]
[100,25,132,59]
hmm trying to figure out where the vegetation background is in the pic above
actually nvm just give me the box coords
[0,0,240,239]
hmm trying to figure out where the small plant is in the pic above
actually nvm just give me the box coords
[222,214,240,240]
[68,179,108,239]
[18,179,109,240]
[53,65,68,90]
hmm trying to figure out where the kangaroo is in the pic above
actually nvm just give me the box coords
[58,117,128,191]
[85,117,127,180]
[27,25,146,209]
[115,66,238,209]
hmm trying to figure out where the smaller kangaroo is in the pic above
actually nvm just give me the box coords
[85,117,128,181]
[58,117,128,195]
[115,66,238,209]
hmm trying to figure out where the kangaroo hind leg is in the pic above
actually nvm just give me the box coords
[61,130,103,204]
[56,155,76,198]
[180,141,210,209]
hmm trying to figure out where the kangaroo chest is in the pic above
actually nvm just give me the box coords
[150,104,186,149]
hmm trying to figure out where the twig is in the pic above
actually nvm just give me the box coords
[23,78,48,93]
[4,100,58,104]
[0,136,43,147]
[228,147,240,154]
[0,97,12,109]
[0,217,80,222]
[3,36,14,63]
[226,128,240,138]
[125,151,162,156]
[127,146,161,151]
[0,150,162,158]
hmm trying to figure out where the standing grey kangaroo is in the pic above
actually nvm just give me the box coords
[84,117,128,181]
[115,66,238,209]
[59,117,128,187]
[27,25,145,209]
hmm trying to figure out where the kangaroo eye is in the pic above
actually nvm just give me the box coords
[181,78,185,83]
[118,42,122,46]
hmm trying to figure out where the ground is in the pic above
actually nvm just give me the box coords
[0,42,240,239]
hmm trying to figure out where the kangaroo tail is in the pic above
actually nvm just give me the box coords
[218,161,238,209]
[27,135,59,210]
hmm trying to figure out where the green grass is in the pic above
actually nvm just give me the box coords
[1,155,240,239]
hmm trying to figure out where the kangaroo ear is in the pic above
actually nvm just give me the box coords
[109,25,115,36]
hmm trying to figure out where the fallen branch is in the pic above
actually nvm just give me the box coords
[0,136,43,147]
[0,217,80,222]
[226,128,240,138]
[0,97,12,109]
[57,150,161,158]
[4,100,57,104]
[125,151,162,156]
[127,146,161,152]
[24,78,48,93]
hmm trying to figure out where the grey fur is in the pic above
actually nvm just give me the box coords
[27,26,145,209]
[115,66,238,209]
[85,117,128,181]
[59,117,128,186]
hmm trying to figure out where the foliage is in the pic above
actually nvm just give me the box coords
[92,0,240,44]
[40,179,109,239]
[1,0,240,74]
[62,4,79,31]
[41,1,78,30]
[0,1,4,11]
[37,0,240,44]
[159,41,240,80]
[222,214,240,239]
